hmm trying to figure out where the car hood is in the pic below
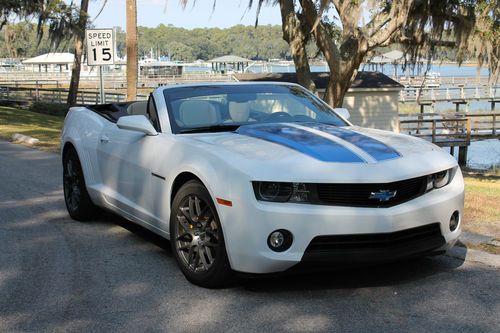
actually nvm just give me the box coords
[187,123,456,183]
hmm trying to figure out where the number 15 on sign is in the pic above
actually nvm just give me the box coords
[86,29,115,66]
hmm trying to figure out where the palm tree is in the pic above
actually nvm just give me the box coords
[126,0,137,101]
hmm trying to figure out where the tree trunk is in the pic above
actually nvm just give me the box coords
[299,0,367,107]
[279,0,315,93]
[126,0,138,101]
[323,66,360,107]
[67,0,89,107]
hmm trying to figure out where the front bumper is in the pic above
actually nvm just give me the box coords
[218,170,464,274]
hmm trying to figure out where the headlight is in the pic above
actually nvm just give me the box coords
[433,170,450,188]
[426,167,455,192]
[253,182,310,203]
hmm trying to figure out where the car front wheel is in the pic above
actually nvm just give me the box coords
[170,180,232,288]
[63,147,99,221]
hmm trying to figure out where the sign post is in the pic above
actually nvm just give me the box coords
[85,28,115,104]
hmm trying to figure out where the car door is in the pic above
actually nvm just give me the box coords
[96,97,160,218]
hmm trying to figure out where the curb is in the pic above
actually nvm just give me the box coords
[447,245,500,268]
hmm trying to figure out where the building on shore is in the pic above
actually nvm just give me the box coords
[234,71,404,131]
[138,59,183,77]
[208,55,252,74]
[22,53,75,73]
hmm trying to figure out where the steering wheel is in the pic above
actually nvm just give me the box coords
[264,112,293,122]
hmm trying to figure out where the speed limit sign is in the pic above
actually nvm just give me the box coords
[86,28,115,66]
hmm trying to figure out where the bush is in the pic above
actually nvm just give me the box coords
[29,102,68,117]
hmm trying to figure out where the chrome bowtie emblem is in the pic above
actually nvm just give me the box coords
[369,190,397,201]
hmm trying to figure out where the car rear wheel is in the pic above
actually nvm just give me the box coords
[170,180,232,288]
[63,147,99,221]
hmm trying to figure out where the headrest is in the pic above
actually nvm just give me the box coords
[179,100,219,127]
[127,101,148,116]
[228,101,250,122]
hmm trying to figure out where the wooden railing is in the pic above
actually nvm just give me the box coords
[0,72,232,88]
[455,112,499,136]
[399,112,499,139]
[398,115,471,146]
[398,111,499,166]
[0,86,147,104]
[397,76,492,87]
[399,86,500,104]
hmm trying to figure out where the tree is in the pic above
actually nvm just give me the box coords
[67,0,89,106]
[126,0,138,101]
[252,0,496,106]
[2,22,34,57]
[167,41,193,61]
[0,0,79,49]
[465,0,499,85]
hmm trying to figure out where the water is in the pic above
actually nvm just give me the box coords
[184,63,490,77]
[361,63,490,77]
[447,139,500,169]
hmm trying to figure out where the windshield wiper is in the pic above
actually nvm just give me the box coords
[179,124,241,134]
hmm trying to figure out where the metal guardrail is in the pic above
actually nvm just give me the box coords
[0,86,147,104]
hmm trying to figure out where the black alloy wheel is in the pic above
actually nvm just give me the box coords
[63,148,98,221]
[170,180,232,287]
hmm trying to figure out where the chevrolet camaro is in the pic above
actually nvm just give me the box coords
[61,82,464,287]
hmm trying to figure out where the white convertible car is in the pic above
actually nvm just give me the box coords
[61,83,463,287]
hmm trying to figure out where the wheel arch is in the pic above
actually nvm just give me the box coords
[170,171,204,205]
[61,140,93,192]
[62,141,76,163]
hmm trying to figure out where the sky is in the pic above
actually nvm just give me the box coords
[87,0,282,29]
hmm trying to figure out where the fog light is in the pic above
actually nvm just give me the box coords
[269,231,284,247]
[449,211,460,231]
[267,229,293,252]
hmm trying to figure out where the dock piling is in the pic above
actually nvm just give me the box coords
[458,146,468,167]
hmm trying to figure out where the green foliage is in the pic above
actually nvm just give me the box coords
[131,24,290,61]
[29,101,68,117]
[0,0,79,50]
[0,22,56,57]
[0,23,292,61]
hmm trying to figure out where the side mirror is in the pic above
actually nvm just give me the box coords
[117,115,158,136]
[333,108,350,120]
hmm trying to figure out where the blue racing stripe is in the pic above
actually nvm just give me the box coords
[299,123,401,161]
[236,123,365,163]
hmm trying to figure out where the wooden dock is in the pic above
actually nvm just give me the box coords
[398,112,499,166]
[0,86,148,104]
[399,86,500,111]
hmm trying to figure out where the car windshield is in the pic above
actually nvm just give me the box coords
[163,84,348,134]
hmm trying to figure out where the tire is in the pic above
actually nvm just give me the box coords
[170,180,232,288]
[63,147,99,221]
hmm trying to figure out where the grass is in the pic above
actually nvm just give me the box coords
[0,106,63,152]
[399,103,422,114]
[462,172,500,238]
[0,105,499,239]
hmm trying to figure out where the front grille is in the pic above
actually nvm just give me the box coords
[315,175,427,208]
[302,223,445,264]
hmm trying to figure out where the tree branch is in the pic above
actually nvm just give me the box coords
[368,0,412,48]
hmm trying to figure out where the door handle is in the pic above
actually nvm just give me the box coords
[100,135,109,143]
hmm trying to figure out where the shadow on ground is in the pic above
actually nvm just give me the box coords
[97,210,467,292]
